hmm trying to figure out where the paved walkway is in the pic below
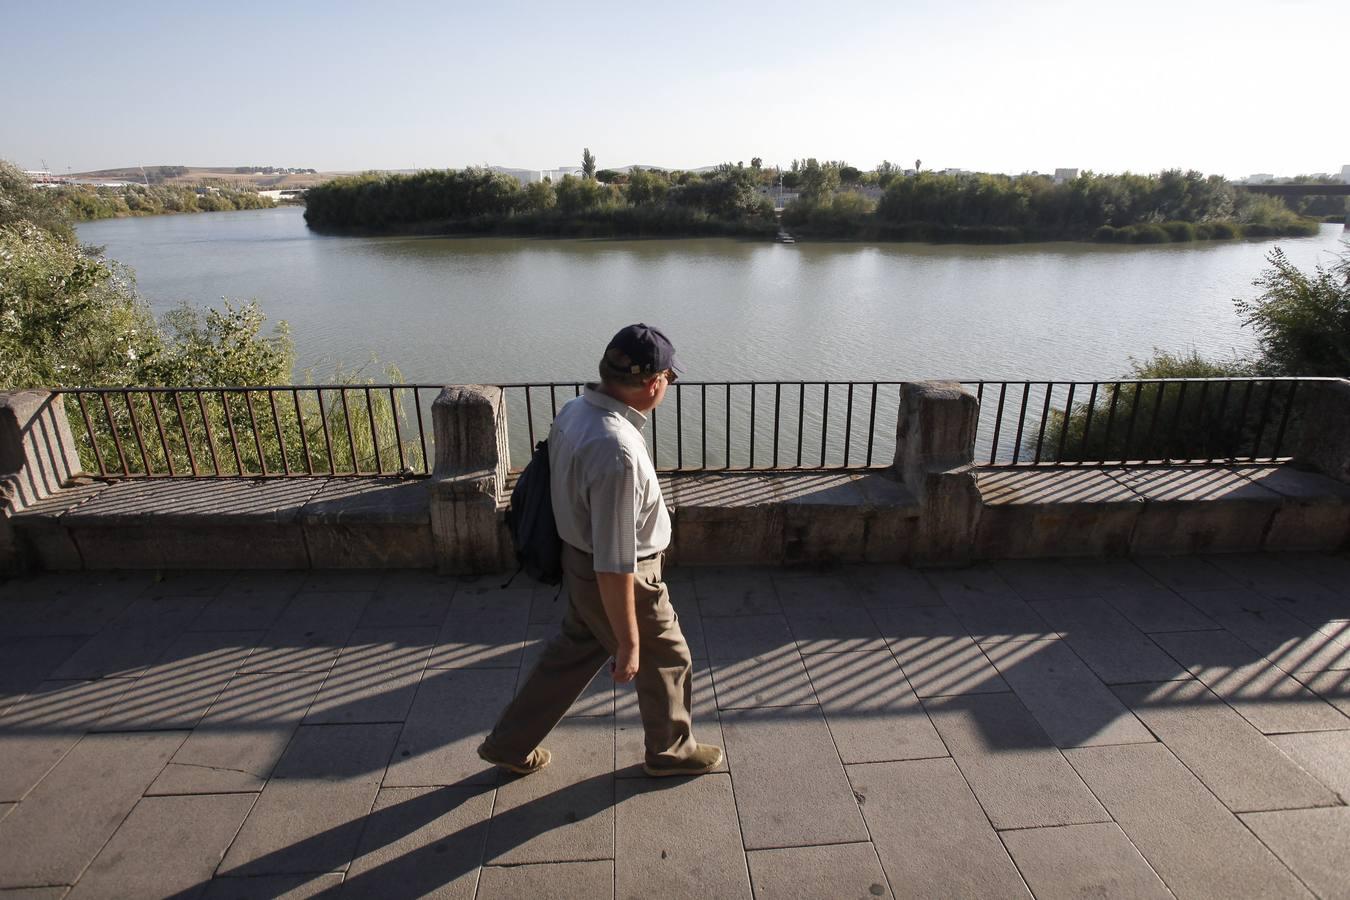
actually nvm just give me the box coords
[1,555,1348,899]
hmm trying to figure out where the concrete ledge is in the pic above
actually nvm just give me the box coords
[975,469,1142,559]
[301,478,434,569]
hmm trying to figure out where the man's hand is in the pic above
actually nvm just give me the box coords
[612,643,639,684]
[596,571,640,684]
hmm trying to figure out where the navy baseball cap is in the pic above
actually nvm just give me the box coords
[602,323,683,377]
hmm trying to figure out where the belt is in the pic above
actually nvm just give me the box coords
[565,543,663,563]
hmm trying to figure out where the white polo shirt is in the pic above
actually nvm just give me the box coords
[548,385,671,573]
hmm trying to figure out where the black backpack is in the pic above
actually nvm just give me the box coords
[504,439,563,585]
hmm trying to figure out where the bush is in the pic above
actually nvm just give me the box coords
[1126,224,1170,244]
[1162,221,1196,242]
[1092,225,1121,242]
[1236,245,1350,376]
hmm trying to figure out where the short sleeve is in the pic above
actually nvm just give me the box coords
[587,449,639,573]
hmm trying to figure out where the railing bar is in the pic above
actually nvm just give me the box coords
[796,381,805,468]
[75,393,108,477]
[549,383,558,419]
[100,393,130,477]
[525,386,536,449]
[244,390,268,476]
[1165,381,1188,463]
[574,382,581,398]
[1123,382,1143,462]
[340,389,359,475]
[267,390,290,476]
[865,383,878,467]
[414,388,429,475]
[1191,380,1211,464]
[365,387,382,473]
[389,387,406,473]
[1144,382,1166,463]
[1210,380,1233,461]
[1011,382,1030,465]
[976,381,985,408]
[1101,382,1122,463]
[123,391,153,476]
[196,390,221,476]
[1251,380,1277,461]
[1055,383,1077,461]
[317,388,336,476]
[220,390,245,476]
[700,384,707,470]
[773,383,782,468]
[1079,382,1100,461]
[821,383,831,467]
[294,389,314,476]
[843,383,855,468]
[147,392,175,476]
[989,383,1007,465]
[1271,380,1299,460]
[725,384,731,470]
[651,404,659,467]
[172,392,199,477]
[749,384,757,470]
[1033,382,1055,464]
[1234,381,1255,461]
[676,384,683,470]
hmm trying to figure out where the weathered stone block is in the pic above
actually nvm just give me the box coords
[429,386,509,575]
[1118,467,1282,555]
[975,468,1142,559]
[893,381,977,479]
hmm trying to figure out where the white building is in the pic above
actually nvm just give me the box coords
[1341,165,1350,184]
[1247,174,1275,185]
[1053,168,1079,184]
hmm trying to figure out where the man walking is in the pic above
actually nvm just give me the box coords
[477,324,722,777]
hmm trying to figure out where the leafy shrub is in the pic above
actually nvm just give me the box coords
[1162,221,1196,242]
[1127,224,1170,244]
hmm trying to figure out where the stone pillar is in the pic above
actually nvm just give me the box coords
[894,381,982,565]
[1292,378,1350,485]
[428,385,510,574]
[1,390,84,573]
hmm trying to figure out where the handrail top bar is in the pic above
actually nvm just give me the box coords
[40,375,1339,393]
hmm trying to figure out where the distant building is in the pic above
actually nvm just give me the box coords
[1247,174,1275,185]
[1053,168,1079,184]
[939,168,971,176]
[1341,165,1350,184]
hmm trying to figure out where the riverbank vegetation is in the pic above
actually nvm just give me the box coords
[1043,241,1350,461]
[304,156,1324,244]
[50,182,276,222]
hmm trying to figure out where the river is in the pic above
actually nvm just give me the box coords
[77,207,1347,384]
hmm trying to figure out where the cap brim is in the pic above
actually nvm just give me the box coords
[670,354,685,375]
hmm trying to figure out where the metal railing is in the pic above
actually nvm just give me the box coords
[57,385,440,478]
[963,377,1330,466]
[500,382,904,472]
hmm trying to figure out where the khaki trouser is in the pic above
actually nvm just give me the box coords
[482,543,697,766]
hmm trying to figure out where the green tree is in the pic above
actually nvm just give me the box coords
[1237,245,1350,376]
[582,148,597,180]
[798,159,840,202]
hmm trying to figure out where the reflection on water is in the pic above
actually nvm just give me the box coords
[78,207,1347,384]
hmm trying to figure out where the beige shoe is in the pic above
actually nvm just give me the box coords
[477,741,551,775]
[643,743,723,777]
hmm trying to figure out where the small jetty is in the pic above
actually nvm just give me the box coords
[775,228,796,244]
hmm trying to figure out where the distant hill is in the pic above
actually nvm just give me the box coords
[68,166,342,189]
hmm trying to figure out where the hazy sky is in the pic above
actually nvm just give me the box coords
[4,0,1346,177]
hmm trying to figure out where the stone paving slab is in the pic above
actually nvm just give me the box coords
[746,842,892,900]
[702,613,795,661]
[427,588,530,670]
[1151,629,1349,733]
[615,774,750,900]
[93,630,262,732]
[66,793,256,900]
[1065,743,1314,900]
[148,671,329,795]
[998,822,1171,900]
[924,693,1109,830]
[782,605,887,654]
[991,559,1096,602]
[1239,807,1350,900]
[846,564,944,608]
[1293,668,1350,716]
[1114,680,1340,813]
[847,758,1028,899]
[0,731,187,888]
[1028,596,1190,684]
[1269,730,1350,802]
[218,723,401,877]
[0,635,93,712]
[0,677,137,801]
[477,860,613,900]
[772,574,866,610]
[1096,582,1219,633]
[720,705,869,849]
[191,585,297,633]
[1212,606,1350,673]
[201,874,345,899]
[694,568,781,617]
[482,718,614,865]
[342,785,494,900]
[239,591,372,674]
[871,606,1009,697]
[800,650,946,763]
[383,668,516,787]
[360,572,457,628]
[303,626,436,725]
[710,650,815,709]
[980,639,1153,748]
